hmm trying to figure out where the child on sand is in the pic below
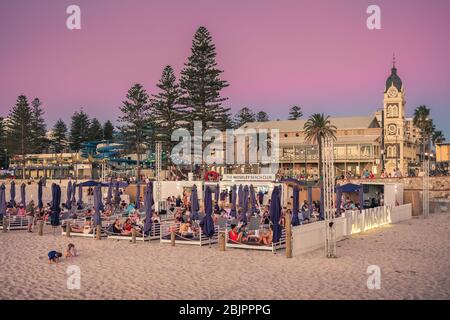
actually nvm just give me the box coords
[65,243,77,258]
[48,251,63,264]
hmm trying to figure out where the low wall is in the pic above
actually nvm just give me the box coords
[292,204,412,256]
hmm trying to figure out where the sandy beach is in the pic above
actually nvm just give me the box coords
[1,212,449,300]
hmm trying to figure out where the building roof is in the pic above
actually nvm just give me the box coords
[240,115,380,132]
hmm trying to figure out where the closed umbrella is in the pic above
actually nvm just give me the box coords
[238,184,243,209]
[0,184,6,219]
[93,185,101,227]
[269,186,282,243]
[38,179,43,209]
[190,185,199,221]
[230,185,237,218]
[10,180,16,207]
[215,184,220,202]
[77,184,83,208]
[50,184,61,227]
[243,185,249,213]
[143,182,154,235]
[114,181,120,206]
[320,188,324,220]
[292,185,300,226]
[135,181,141,209]
[249,184,257,213]
[66,181,72,209]
[71,182,76,206]
[20,183,26,206]
[106,182,112,205]
[200,186,215,238]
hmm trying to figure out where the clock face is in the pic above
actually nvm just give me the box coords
[388,124,397,134]
[388,88,398,98]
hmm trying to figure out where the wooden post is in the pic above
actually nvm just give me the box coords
[66,222,71,237]
[38,220,44,236]
[218,231,226,251]
[2,216,7,232]
[96,225,101,240]
[131,228,136,244]
[170,230,175,246]
[286,212,292,259]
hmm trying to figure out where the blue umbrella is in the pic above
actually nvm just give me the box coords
[200,186,215,238]
[106,182,112,205]
[93,185,101,227]
[292,185,300,226]
[336,185,342,210]
[38,179,43,209]
[258,190,264,205]
[307,186,313,218]
[143,182,154,235]
[269,186,282,243]
[10,180,16,207]
[230,185,237,218]
[220,190,226,202]
[190,185,199,220]
[135,181,141,209]
[50,184,61,227]
[215,184,220,202]
[238,184,243,209]
[66,181,72,209]
[71,182,76,205]
[243,185,249,213]
[249,185,257,213]
[0,184,6,219]
[359,186,364,211]
[20,183,26,206]
[77,184,83,208]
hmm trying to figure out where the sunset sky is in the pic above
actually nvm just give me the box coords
[1,0,449,137]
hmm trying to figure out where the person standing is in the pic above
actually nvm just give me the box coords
[26,200,35,233]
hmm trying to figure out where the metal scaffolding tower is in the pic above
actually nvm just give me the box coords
[422,156,430,218]
[322,136,337,258]
[155,141,162,212]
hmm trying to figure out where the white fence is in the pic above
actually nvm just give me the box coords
[292,204,412,256]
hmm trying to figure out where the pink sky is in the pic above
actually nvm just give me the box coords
[1,0,450,137]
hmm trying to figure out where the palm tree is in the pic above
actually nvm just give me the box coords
[303,113,337,177]
[413,105,434,157]
[432,130,445,145]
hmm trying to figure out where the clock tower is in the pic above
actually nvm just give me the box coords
[383,56,406,175]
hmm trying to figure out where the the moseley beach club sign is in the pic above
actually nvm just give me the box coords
[222,174,276,181]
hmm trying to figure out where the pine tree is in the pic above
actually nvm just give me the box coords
[6,95,34,177]
[88,118,103,141]
[180,26,231,131]
[69,109,90,151]
[288,105,303,120]
[118,83,152,179]
[151,65,185,150]
[51,118,68,153]
[256,111,270,122]
[234,107,256,128]
[0,117,6,169]
[103,120,115,141]
[30,98,48,153]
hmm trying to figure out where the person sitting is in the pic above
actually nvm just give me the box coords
[258,224,273,245]
[121,218,133,235]
[130,211,141,225]
[111,219,122,234]
[151,211,161,224]
[71,219,92,234]
[179,221,194,238]
[120,200,127,210]
[65,243,77,258]
[228,224,240,243]
[125,204,135,215]
[17,204,26,217]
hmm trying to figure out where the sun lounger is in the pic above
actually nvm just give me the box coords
[0,215,28,231]
[224,226,286,254]
[106,223,160,241]
[160,221,219,246]
[60,218,107,238]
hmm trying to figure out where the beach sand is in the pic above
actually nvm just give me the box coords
[1,212,449,300]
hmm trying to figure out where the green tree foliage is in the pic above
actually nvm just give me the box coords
[51,118,68,153]
[288,105,303,120]
[234,107,256,128]
[69,109,90,151]
[103,120,115,141]
[88,118,103,141]
[256,111,270,122]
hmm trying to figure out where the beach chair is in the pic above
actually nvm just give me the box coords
[159,221,219,247]
[0,214,28,231]
[224,224,286,254]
